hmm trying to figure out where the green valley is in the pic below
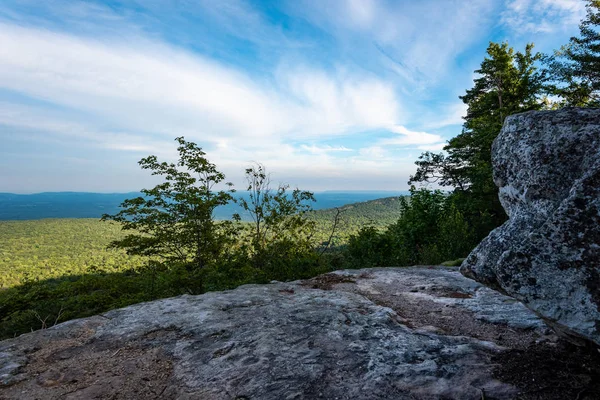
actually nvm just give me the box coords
[0,196,404,339]
[0,196,403,289]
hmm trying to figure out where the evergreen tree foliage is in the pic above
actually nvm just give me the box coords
[101,137,235,278]
[14,12,600,339]
[545,0,600,106]
[410,42,546,240]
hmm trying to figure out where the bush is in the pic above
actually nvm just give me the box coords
[347,188,477,267]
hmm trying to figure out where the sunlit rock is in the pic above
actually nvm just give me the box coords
[0,267,553,400]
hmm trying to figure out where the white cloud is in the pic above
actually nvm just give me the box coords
[0,23,403,144]
[0,102,175,157]
[349,125,446,166]
[501,0,585,33]
[0,0,490,192]
[383,125,445,147]
[300,145,353,155]
[290,0,495,85]
[417,142,446,152]
[358,145,387,159]
[422,102,467,130]
[345,0,377,29]
[275,65,401,137]
[0,21,426,191]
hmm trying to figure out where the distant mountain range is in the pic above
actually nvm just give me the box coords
[0,191,409,221]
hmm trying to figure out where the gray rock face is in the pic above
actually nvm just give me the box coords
[0,267,552,400]
[460,107,600,346]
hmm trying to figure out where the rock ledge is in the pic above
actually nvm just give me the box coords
[0,267,565,400]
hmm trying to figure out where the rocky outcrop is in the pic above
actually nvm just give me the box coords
[461,107,600,346]
[0,267,560,400]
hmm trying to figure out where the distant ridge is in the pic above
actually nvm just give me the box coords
[320,190,409,194]
[0,191,408,221]
[309,196,404,230]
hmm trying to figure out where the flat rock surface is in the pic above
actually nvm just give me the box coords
[1,267,599,399]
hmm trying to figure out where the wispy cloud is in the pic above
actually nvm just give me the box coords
[300,145,353,155]
[384,125,445,147]
[422,103,467,130]
[0,23,404,141]
[0,18,417,190]
[0,102,175,157]
[289,0,496,87]
[501,0,585,33]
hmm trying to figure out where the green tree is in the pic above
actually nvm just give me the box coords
[235,164,316,278]
[545,0,600,106]
[101,137,235,281]
[347,188,474,267]
[388,188,447,265]
[347,225,394,267]
[410,42,546,240]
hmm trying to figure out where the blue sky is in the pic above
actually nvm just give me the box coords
[0,0,586,193]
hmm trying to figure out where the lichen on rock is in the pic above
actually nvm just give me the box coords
[460,107,600,347]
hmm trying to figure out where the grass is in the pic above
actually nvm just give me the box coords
[440,258,466,267]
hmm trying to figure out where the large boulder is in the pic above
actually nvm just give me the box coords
[461,107,600,346]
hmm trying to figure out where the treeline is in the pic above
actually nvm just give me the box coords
[349,0,600,267]
[0,191,408,338]
[0,145,402,337]
[0,198,403,290]
[347,189,472,267]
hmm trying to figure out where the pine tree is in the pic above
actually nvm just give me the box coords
[546,0,600,106]
[410,42,546,239]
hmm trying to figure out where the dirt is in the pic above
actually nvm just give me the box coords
[308,270,546,350]
[363,292,543,349]
[371,290,600,399]
[314,268,600,400]
[492,341,600,400]
[300,272,357,290]
[0,321,175,400]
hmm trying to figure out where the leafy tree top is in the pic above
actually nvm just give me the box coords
[101,137,234,270]
[409,42,546,240]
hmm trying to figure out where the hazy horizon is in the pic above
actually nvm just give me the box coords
[0,190,411,221]
[0,189,412,196]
